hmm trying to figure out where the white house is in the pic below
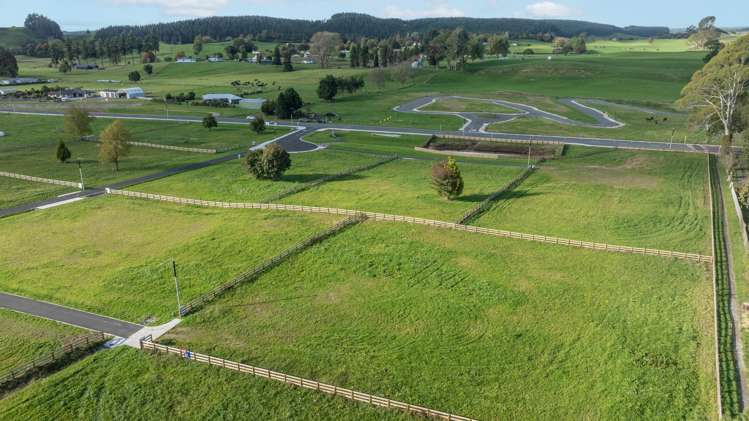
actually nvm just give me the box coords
[117,87,145,99]
[207,56,224,63]
[99,90,118,99]
[301,59,316,65]
[176,57,196,63]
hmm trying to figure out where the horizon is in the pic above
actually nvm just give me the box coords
[1,1,747,32]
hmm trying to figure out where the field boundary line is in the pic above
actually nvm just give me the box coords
[457,165,537,225]
[0,171,82,189]
[106,188,713,263]
[261,155,399,203]
[0,331,108,389]
[728,180,749,248]
[708,155,746,417]
[139,338,476,420]
[178,215,367,316]
[81,137,225,154]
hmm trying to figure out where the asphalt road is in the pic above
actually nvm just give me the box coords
[0,292,143,337]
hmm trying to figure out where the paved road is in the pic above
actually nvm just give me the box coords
[394,95,625,131]
[1,109,721,154]
[0,292,143,337]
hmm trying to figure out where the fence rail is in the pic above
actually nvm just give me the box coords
[0,171,82,189]
[139,339,476,421]
[81,137,225,154]
[106,188,713,263]
[179,215,366,316]
[457,165,536,225]
[728,180,749,249]
[0,331,107,387]
[438,134,564,146]
[262,155,398,203]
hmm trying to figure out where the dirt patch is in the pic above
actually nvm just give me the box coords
[425,137,560,158]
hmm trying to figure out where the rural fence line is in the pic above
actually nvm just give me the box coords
[106,188,713,263]
[179,215,366,316]
[728,180,749,248]
[0,331,108,388]
[262,155,399,203]
[457,165,537,225]
[0,171,82,189]
[139,338,476,421]
[81,137,225,154]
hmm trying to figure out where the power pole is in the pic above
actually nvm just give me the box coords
[172,260,182,317]
[527,144,532,168]
[77,159,84,190]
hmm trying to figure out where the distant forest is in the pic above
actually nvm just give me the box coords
[93,13,670,44]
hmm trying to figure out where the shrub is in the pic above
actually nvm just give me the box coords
[128,71,141,82]
[202,114,218,130]
[261,99,276,115]
[143,64,153,75]
[244,144,291,180]
[56,140,71,163]
[250,114,265,134]
[275,88,302,119]
[431,156,464,200]
[522,48,535,55]
[737,180,749,208]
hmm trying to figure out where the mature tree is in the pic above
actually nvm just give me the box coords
[63,106,93,139]
[272,46,282,65]
[447,28,470,70]
[350,44,360,67]
[24,13,63,39]
[391,62,413,85]
[98,120,131,171]
[488,34,510,58]
[193,35,204,56]
[309,31,341,68]
[569,35,587,54]
[128,70,141,81]
[282,49,293,72]
[689,16,721,50]
[244,144,291,180]
[261,99,276,115]
[275,88,303,119]
[143,64,153,75]
[58,60,71,73]
[141,51,156,63]
[202,114,218,130]
[0,47,18,77]
[250,114,266,134]
[175,51,186,60]
[678,34,749,147]
[468,36,485,61]
[56,140,71,163]
[431,156,464,200]
[317,74,338,101]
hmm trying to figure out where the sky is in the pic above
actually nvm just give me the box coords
[1,0,747,31]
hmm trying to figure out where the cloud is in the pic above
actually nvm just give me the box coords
[382,3,464,19]
[110,0,230,18]
[524,1,581,18]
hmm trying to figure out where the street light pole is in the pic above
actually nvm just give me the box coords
[172,260,182,317]
[77,159,84,190]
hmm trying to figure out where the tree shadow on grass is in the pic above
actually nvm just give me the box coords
[280,173,365,184]
[454,189,542,204]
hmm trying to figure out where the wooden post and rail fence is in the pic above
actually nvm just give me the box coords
[178,215,367,316]
[80,136,228,154]
[106,188,713,263]
[0,171,82,189]
[457,165,537,225]
[0,331,108,388]
[139,337,476,421]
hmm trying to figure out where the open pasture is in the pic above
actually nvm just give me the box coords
[161,221,716,420]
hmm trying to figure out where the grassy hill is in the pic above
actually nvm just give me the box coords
[0,27,39,49]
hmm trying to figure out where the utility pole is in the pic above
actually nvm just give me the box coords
[77,159,84,190]
[669,128,676,150]
[172,260,182,317]
[527,144,532,168]
[164,96,169,120]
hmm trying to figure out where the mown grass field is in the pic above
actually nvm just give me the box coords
[475,147,710,253]
[0,308,84,373]
[488,100,700,143]
[161,221,716,419]
[0,177,74,209]
[0,347,407,420]
[0,197,337,323]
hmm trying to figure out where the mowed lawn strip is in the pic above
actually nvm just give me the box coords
[0,347,410,420]
[135,148,378,202]
[162,221,716,419]
[0,308,85,373]
[422,97,520,114]
[475,146,711,253]
[0,196,337,323]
